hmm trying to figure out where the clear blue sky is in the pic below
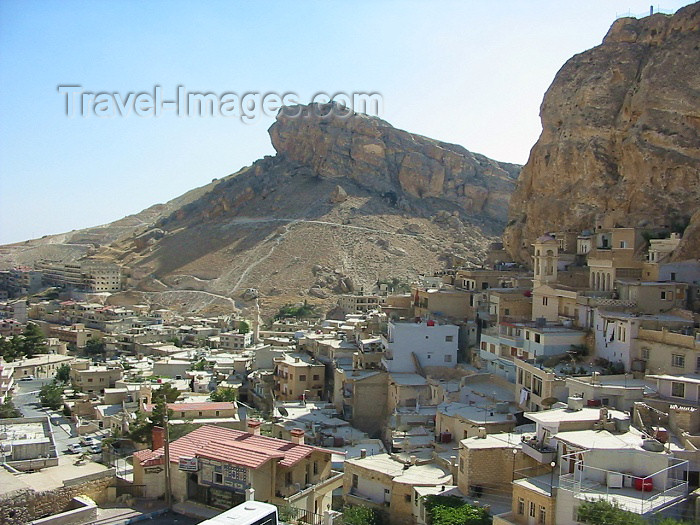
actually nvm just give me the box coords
[0,1,694,245]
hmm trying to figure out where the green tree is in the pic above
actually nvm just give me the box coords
[20,323,45,357]
[84,338,106,356]
[210,386,238,402]
[0,397,22,418]
[423,495,490,525]
[150,396,173,428]
[238,320,250,334]
[341,506,384,525]
[55,363,71,383]
[152,383,181,403]
[576,499,644,525]
[192,358,209,371]
[39,382,64,410]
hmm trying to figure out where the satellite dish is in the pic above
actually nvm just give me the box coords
[237,405,248,421]
[540,397,559,408]
[278,407,289,417]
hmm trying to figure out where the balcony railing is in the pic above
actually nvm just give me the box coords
[520,438,556,464]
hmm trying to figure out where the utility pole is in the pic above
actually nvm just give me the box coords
[164,413,172,508]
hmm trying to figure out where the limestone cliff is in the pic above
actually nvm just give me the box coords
[504,3,700,263]
[269,104,519,222]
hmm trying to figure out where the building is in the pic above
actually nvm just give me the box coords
[633,327,700,375]
[273,353,325,402]
[344,452,452,525]
[8,353,75,380]
[0,364,14,403]
[143,401,238,423]
[337,294,382,315]
[133,422,342,513]
[0,417,59,471]
[334,368,388,436]
[219,331,253,351]
[515,358,567,412]
[37,260,122,293]
[49,323,95,348]
[382,321,458,374]
[70,360,123,395]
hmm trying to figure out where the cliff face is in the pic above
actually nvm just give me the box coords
[504,3,700,263]
[269,104,519,222]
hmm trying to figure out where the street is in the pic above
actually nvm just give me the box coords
[12,378,83,455]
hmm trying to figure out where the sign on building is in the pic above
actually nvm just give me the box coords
[179,456,200,471]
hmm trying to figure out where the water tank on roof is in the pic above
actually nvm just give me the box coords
[567,397,584,411]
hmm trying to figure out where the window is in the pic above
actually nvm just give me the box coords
[670,272,677,281]
[534,333,541,343]
[445,335,453,342]
[444,355,452,363]
[313,461,318,475]
[641,348,650,360]
[661,291,673,300]
[620,241,627,248]
[88,378,93,383]
[538,506,546,524]
[542,297,548,306]
[697,355,700,372]
[504,308,510,315]
[287,472,293,486]
[529,502,536,518]
[672,354,685,368]
[517,498,525,515]
[460,458,464,473]
[214,472,223,484]
[671,382,685,398]
[299,375,306,381]
[532,377,543,397]
[313,374,319,381]
[405,494,411,503]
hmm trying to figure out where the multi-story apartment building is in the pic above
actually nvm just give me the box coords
[273,353,325,401]
[219,331,252,351]
[70,359,123,395]
[37,260,122,292]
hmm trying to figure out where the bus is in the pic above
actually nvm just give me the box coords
[199,500,278,525]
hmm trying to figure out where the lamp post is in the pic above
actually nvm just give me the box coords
[549,460,556,496]
[164,413,172,508]
[511,448,518,482]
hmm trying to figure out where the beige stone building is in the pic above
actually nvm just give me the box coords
[458,433,538,504]
[515,358,567,412]
[335,368,388,436]
[70,359,123,395]
[343,453,452,525]
[273,353,325,401]
[634,327,700,375]
[8,353,75,380]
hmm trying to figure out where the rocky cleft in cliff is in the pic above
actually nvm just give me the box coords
[504,3,700,263]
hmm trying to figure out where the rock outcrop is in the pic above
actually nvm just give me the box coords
[270,103,519,222]
[504,4,700,263]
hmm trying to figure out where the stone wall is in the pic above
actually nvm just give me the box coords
[0,472,114,525]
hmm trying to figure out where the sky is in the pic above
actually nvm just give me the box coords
[0,0,694,245]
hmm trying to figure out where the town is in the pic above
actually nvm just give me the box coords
[0,223,698,525]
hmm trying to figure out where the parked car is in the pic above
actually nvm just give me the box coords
[19,375,35,381]
[67,443,83,454]
[89,444,102,454]
[80,436,99,447]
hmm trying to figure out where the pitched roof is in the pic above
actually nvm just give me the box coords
[133,424,333,469]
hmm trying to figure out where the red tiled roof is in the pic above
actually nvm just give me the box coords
[143,402,236,413]
[133,424,334,469]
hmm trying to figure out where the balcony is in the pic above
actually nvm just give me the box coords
[520,437,556,464]
[558,454,688,516]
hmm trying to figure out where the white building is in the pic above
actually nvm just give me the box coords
[382,321,458,373]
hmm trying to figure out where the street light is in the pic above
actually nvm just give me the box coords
[511,448,518,482]
[549,460,556,496]
[163,413,172,508]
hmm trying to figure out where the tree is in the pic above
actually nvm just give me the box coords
[55,363,71,383]
[0,397,22,418]
[238,320,250,334]
[210,386,237,402]
[84,338,106,356]
[341,506,384,525]
[150,396,173,428]
[576,499,645,525]
[152,383,181,403]
[423,495,490,525]
[39,382,64,410]
[20,323,45,357]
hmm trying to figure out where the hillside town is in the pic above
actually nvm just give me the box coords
[1,223,699,524]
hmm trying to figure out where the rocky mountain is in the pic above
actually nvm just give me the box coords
[503,3,700,263]
[2,104,519,316]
